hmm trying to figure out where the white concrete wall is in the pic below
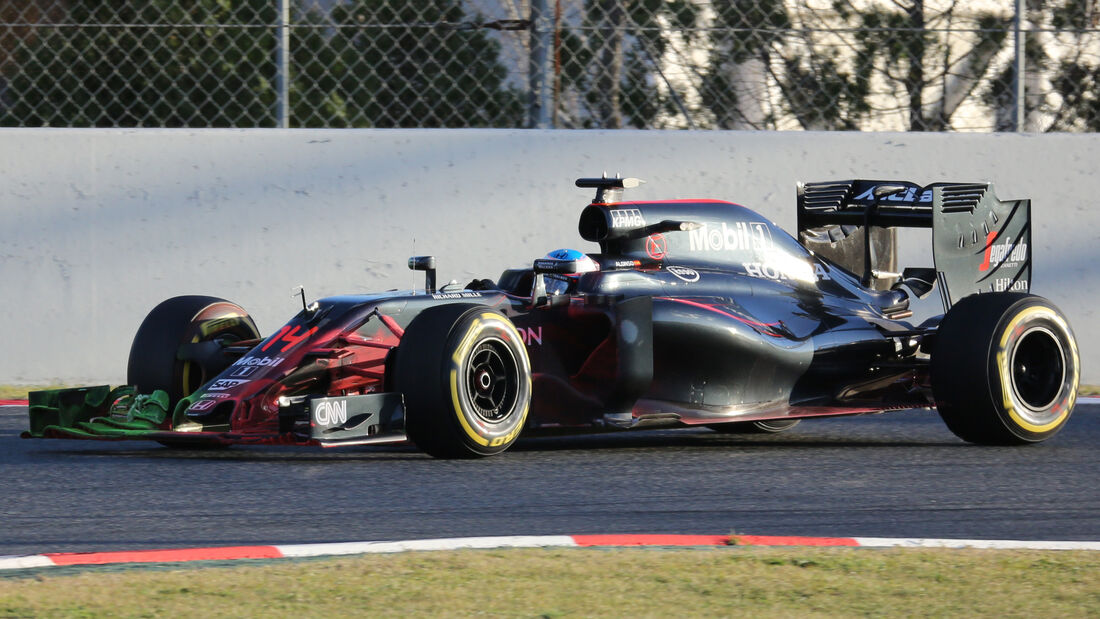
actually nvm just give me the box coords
[1,129,1097,384]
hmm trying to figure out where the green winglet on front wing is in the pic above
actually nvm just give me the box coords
[22,385,171,440]
[21,386,318,446]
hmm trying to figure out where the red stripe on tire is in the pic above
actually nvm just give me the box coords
[571,534,731,547]
[44,545,284,566]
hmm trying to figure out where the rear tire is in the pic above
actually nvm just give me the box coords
[127,295,259,447]
[396,304,532,458]
[931,293,1079,445]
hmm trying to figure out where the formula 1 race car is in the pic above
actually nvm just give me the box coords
[25,176,1080,458]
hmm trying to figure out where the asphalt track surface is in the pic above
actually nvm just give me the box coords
[2,404,1098,557]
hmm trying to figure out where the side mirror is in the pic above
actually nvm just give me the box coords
[529,258,572,307]
[408,256,437,293]
[530,273,548,307]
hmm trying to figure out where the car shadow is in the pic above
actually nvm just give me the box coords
[32,425,981,461]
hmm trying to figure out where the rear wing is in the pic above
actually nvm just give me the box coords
[797,180,1031,309]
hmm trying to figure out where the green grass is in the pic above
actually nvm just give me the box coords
[2,547,1098,617]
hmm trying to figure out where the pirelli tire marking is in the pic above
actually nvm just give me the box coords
[447,312,531,449]
[994,305,1079,435]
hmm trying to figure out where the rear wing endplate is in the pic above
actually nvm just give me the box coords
[797,180,1031,309]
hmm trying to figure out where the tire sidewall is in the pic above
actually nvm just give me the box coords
[128,296,259,406]
[987,298,1079,441]
[442,309,532,455]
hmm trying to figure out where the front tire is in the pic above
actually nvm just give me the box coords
[396,304,532,458]
[931,293,1079,445]
[127,295,259,446]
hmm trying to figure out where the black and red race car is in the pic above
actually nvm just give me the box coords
[25,176,1080,457]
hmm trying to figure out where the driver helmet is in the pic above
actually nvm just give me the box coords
[543,248,599,295]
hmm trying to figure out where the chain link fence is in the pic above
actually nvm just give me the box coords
[2,0,1098,130]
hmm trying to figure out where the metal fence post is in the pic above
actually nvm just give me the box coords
[276,0,290,128]
[1013,0,1025,132]
[528,0,553,129]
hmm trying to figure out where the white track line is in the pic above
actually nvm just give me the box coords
[853,537,1100,550]
[276,535,577,558]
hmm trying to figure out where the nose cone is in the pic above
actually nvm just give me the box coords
[184,397,237,430]
[182,370,284,432]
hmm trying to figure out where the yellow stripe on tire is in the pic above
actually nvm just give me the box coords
[448,313,531,448]
[996,306,1074,433]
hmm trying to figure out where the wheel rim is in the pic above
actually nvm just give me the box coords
[1010,326,1065,414]
[465,337,519,422]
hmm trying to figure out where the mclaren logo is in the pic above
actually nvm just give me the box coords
[853,186,932,203]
